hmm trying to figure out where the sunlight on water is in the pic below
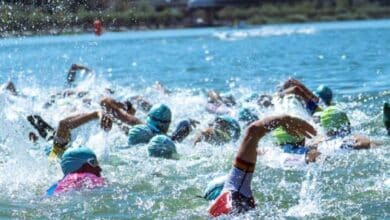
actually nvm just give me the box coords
[0,20,389,218]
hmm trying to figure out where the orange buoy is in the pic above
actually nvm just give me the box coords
[94,19,103,36]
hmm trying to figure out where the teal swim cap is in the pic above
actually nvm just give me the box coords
[320,106,350,136]
[238,108,259,124]
[316,85,333,106]
[146,104,172,133]
[203,176,226,201]
[147,135,177,159]
[60,146,97,176]
[216,115,241,141]
[128,124,155,145]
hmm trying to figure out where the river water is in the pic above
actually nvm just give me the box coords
[0,20,389,219]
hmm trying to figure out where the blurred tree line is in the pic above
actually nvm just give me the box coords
[0,0,389,36]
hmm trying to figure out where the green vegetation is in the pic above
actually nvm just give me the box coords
[0,0,389,37]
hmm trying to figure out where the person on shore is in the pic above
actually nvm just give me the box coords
[207,114,316,217]
[46,146,105,196]
[194,115,241,146]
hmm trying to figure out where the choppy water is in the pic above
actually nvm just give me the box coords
[0,19,389,219]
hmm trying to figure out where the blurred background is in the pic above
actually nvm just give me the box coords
[1,0,390,37]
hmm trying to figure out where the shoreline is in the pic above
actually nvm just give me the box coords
[2,17,390,39]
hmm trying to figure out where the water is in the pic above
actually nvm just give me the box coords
[0,19,389,219]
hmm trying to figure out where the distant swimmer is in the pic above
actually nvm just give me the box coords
[207,115,316,217]
[194,115,241,146]
[206,90,236,115]
[3,81,18,96]
[67,63,91,86]
[46,146,105,196]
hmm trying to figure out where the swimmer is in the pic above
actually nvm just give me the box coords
[3,81,18,96]
[238,108,259,126]
[206,90,236,115]
[207,114,316,217]
[313,106,380,150]
[67,64,91,86]
[46,146,105,196]
[101,98,197,149]
[271,126,320,163]
[194,115,241,146]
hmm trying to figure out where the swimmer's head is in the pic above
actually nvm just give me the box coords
[320,106,351,137]
[221,94,236,107]
[60,146,101,177]
[203,176,226,201]
[272,127,305,145]
[147,135,177,159]
[214,115,241,141]
[316,85,333,106]
[238,108,258,125]
[147,104,172,133]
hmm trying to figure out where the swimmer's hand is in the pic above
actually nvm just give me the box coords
[279,115,317,139]
[71,64,91,72]
[171,119,200,142]
[100,113,113,132]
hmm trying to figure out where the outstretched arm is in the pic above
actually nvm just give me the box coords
[55,111,100,145]
[67,64,91,84]
[281,79,319,103]
[100,98,143,126]
[236,115,317,163]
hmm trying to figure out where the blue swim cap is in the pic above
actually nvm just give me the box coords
[238,108,259,124]
[203,176,227,201]
[316,85,333,106]
[60,146,97,176]
[146,104,172,133]
[147,135,177,159]
[128,124,155,145]
[216,115,241,141]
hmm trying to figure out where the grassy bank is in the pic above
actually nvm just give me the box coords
[1,1,390,37]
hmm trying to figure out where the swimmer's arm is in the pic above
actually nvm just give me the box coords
[282,79,319,102]
[238,115,317,163]
[67,64,91,84]
[55,111,100,144]
[101,98,143,125]
[350,135,382,149]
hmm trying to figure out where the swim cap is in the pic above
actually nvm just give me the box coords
[320,106,350,135]
[60,146,98,176]
[316,85,333,105]
[203,176,227,201]
[128,125,155,145]
[147,135,177,159]
[238,108,258,124]
[146,104,172,133]
[272,127,305,145]
[216,115,241,141]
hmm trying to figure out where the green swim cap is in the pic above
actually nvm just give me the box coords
[272,127,304,145]
[147,135,177,159]
[60,146,97,176]
[216,115,241,141]
[146,104,172,133]
[320,106,350,135]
